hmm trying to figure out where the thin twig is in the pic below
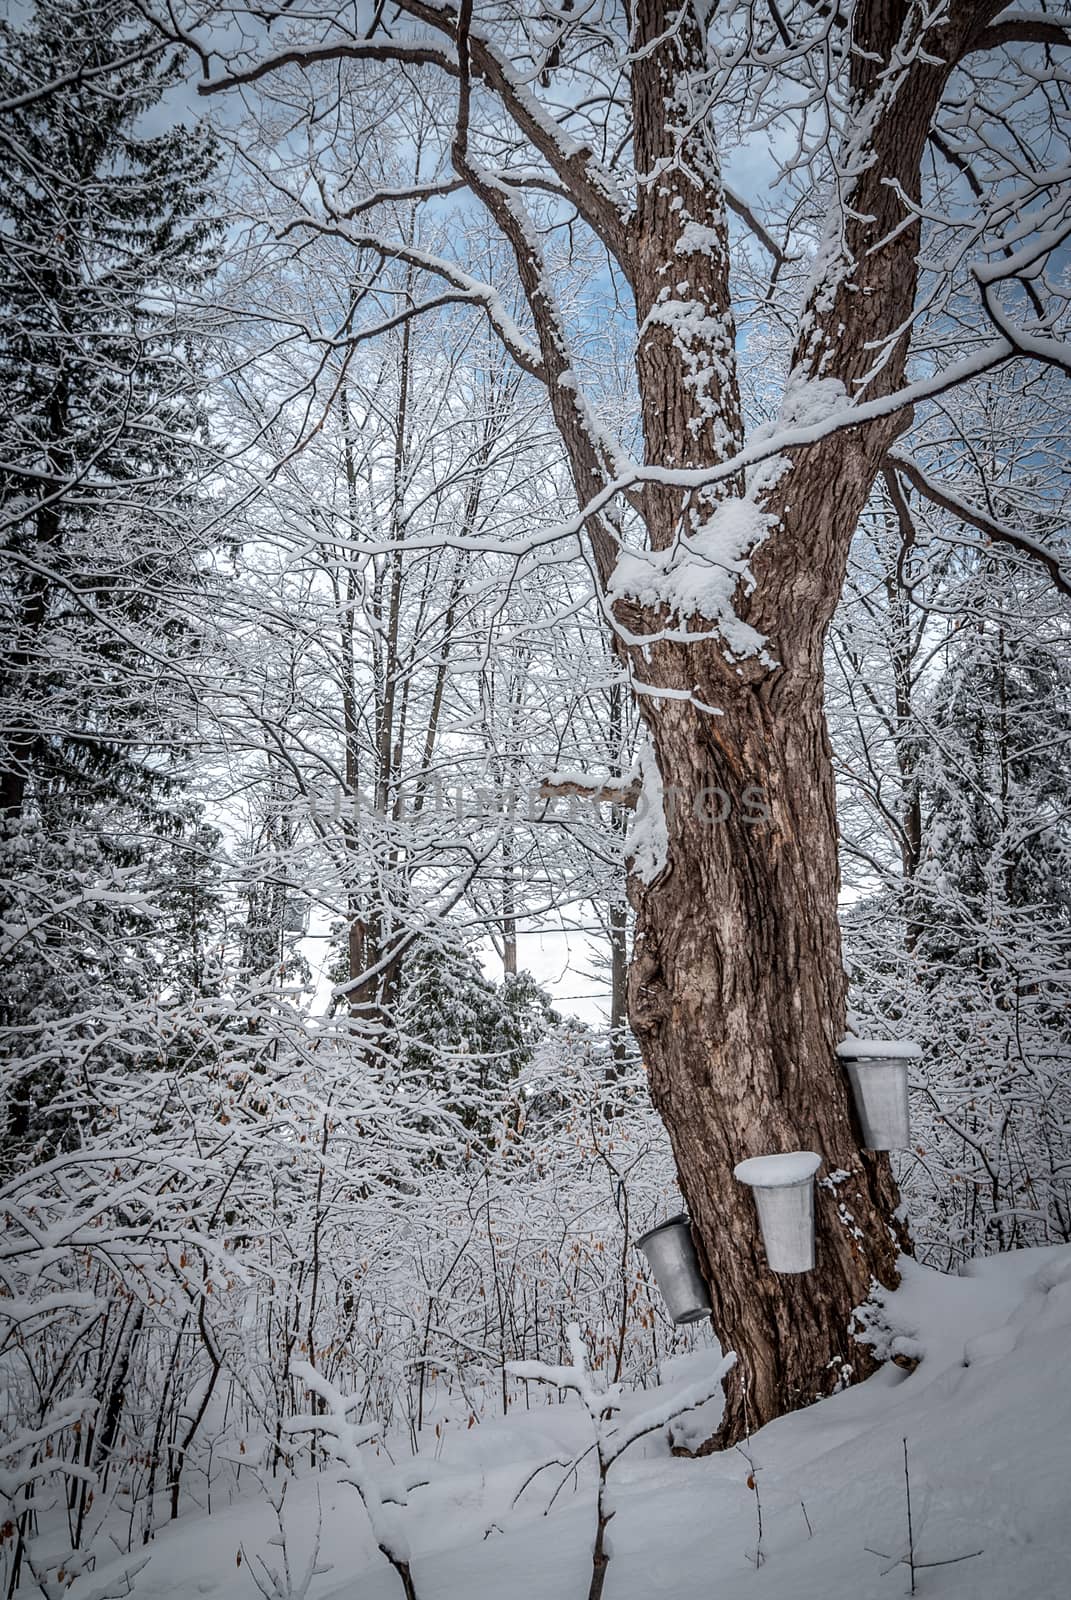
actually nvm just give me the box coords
[903,1437,916,1596]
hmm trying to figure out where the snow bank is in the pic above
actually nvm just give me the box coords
[130,1244,1071,1600]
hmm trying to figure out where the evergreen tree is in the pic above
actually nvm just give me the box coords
[0,0,221,1155]
[396,935,557,1150]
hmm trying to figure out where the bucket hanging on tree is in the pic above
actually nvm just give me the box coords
[837,1039,919,1150]
[734,1152,822,1273]
[635,1214,712,1324]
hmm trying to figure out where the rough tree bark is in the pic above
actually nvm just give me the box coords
[415,0,990,1443]
[625,633,905,1442]
[615,0,1003,1445]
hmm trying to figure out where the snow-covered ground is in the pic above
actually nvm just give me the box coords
[131,1246,1071,1600]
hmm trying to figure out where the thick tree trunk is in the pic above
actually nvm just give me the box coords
[618,0,907,1446]
[613,0,994,1447]
[616,424,917,1448]
[627,653,904,1444]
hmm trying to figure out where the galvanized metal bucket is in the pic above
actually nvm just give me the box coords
[837,1040,919,1150]
[635,1214,712,1325]
[734,1152,822,1274]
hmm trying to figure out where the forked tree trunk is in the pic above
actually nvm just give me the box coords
[609,0,992,1446]
[617,427,916,1446]
[626,650,904,1445]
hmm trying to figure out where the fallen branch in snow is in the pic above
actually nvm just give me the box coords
[538,773,641,808]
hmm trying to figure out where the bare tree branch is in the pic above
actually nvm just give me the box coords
[198,38,459,96]
[395,0,634,280]
[277,218,548,381]
[886,451,1071,600]
[968,16,1071,53]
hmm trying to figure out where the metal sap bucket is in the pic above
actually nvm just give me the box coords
[635,1214,712,1325]
[734,1152,822,1274]
[836,1039,919,1150]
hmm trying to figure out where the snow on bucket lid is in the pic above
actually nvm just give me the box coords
[836,1038,922,1060]
[733,1151,821,1188]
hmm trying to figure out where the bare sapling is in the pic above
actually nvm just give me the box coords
[509,1323,736,1600]
[285,1363,431,1600]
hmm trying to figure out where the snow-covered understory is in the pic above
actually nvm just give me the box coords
[129,1245,1071,1600]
